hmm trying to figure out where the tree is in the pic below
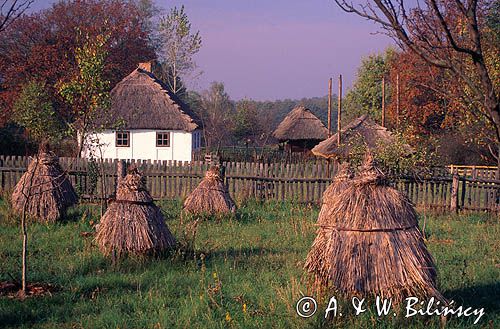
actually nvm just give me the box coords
[198,82,235,151]
[158,5,202,95]
[58,32,110,157]
[133,0,162,51]
[0,0,155,126]
[233,99,261,144]
[12,81,65,144]
[333,0,500,165]
[0,0,32,33]
[343,49,394,123]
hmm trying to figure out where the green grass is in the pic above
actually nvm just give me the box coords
[0,199,498,329]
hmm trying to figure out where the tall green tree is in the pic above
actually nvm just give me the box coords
[133,0,162,51]
[157,5,202,95]
[58,32,110,157]
[12,81,64,145]
[344,49,395,123]
[233,99,261,144]
[199,82,234,151]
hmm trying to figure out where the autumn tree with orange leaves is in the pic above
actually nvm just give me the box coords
[0,0,156,127]
[334,0,499,164]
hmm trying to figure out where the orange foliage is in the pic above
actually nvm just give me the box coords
[0,0,155,126]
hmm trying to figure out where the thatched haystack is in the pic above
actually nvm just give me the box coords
[11,146,78,223]
[312,114,414,159]
[273,106,328,152]
[306,163,354,286]
[95,168,176,256]
[183,166,236,215]
[304,155,443,302]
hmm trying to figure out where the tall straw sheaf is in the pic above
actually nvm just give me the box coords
[305,156,443,303]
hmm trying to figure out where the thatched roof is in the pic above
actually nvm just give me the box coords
[97,66,199,131]
[183,166,236,215]
[272,106,328,142]
[95,168,176,256]
[304,155,443,302]
[11,150,78,223]
[311,115,414,159]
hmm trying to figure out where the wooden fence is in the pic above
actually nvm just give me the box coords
[1,155,499,213]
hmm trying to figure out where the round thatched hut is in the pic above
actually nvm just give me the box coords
[183,166,236,215]
[273,106,328,152]
[304,155,443,302]
[95,167,176,256]
[11,145,78,223]
[311,114,414,159]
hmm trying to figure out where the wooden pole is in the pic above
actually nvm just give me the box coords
[328,78,332,137]
[381,76,386,127]
[451,173,459,213]
[338,74,342,145]
[117,160,126,186]
[396,73,400,127]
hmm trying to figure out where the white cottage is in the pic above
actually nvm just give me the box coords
[84,63,202,162]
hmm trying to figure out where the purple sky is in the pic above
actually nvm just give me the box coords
[32,0,394,100]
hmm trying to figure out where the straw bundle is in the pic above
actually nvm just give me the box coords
[183,166,236,215]
[305,163,353,288]
[95,168,176,256]
[11,147,77,223]
[304,155,443,302]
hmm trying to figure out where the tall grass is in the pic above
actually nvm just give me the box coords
[0,199,498,328]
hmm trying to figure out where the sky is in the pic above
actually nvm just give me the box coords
[31,0,394,101]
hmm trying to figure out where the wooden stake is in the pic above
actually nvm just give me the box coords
[327,78,332,137]
[338,74,342,145]
[381,76,386,127]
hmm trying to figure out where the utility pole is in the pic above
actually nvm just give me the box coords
[328,78,332,137]
[381,76,386,127]
[338,74,342,145]
[396,73,400,127]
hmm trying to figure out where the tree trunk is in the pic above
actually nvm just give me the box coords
[21,209,27,296]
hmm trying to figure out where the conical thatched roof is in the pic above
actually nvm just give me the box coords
[11,148,78,223]
[95,65,199,131]
[183,166,236,215]
[311,115,414,159]
[304,155,443,302]
[272,106,328,142]
[95,168,176,256]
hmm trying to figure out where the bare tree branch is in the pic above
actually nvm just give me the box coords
[0,0,33,33]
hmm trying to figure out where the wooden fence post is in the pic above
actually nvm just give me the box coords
[451,174,459,213]
[117,160,126,186]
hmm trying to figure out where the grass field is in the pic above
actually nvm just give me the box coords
[0,199,498,329]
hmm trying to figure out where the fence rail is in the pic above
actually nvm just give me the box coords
[0,155,499,213]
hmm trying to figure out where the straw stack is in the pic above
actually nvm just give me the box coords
[183,166,236,215]
[95,167,176,256]
[11,144,77,222]
[305,155,443,302]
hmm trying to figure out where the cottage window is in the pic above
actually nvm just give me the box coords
[156,132,170,147]
[116,131,130,147]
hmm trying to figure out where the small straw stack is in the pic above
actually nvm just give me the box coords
[95,167,176,257]
[183,166,236,215]
[11,144,78,222]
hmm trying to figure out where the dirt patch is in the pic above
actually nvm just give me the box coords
[0,281,59,299]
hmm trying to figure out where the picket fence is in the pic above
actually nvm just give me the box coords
[0,155,499,213]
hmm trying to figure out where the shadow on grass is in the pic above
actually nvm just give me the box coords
[444,282,500,313]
